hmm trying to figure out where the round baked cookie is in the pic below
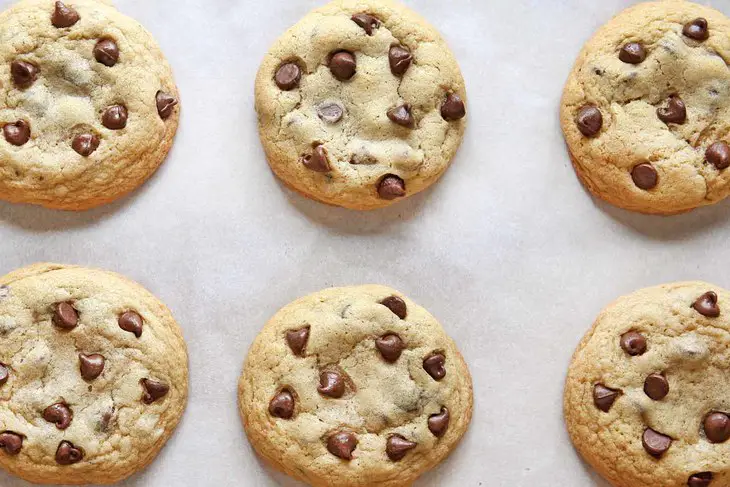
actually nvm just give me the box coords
[255,0,467,210]
[565,282,730,487]
[0,0,180,211]
[238,285,473,486]
[0,263,188,484]
[561,1,730,215]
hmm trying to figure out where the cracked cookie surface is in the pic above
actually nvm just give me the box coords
[255,0,466,210]
[238,285,473,487]
[0,263,188,484]
[561,0,730,215]
[565,282,730,487]
[0,0,180,211]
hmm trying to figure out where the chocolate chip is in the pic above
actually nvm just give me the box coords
[619,42,646,64]
[620,331,647,356]
[380,295,407,319]
[593,384,620,412]
[55,441,83,465]
[275,63,301,91]
[657,95,686,124]
[72,133,99,157]
[352,13,380,35]
[301,145,331,173]
[377,175,406,200]
[11,60,39,89]
[79,353,105,381]
[387,104,414,128]
[644,373,669,401]
[386,434,416,461]
[0,432,23,455]
[689,472,714,487]
[441,93,466,121]
[318,371,345,398]
[428,407,449,437]
[327,431,357,460]
[93,39,119,67]
[329,51,356,81]
[375,334,405,362]
[53,302,78,329]
[693,291,720,318]
[0,364,8,387]
[99,408,114,432]
[317,102,344,124]
[631,163,658,190]
[576,105,602,137]
[43,403,73,430]
[141,378,169,404]
[423,353,446,381]
[156,91,178,120]
[389,45,412,76]
[3,121,30,146]
[286,327,309,356]
[118,311,143,337]
[684,18,709,41]
[704,412,730,443]
[52,1,79,28]
[268,389,295,419]
[642,428,672,457]
[706,142,730,170]
[102,105,127,130]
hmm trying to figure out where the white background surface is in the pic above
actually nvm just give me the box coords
[1,0,729,485]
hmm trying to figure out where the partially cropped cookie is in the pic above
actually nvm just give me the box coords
[238,286,473,486]
[565,282,730,487]
[0,0,180,210]
[255,0,467,210]
[561,1,730,215]
[0,263,188,484]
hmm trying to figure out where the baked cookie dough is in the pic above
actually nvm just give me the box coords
[0,263,188,484]
[0,0,180,211]
[561,0,730,215]
[238,285,473,486]
[255,0,467,210]
[565,282,730,487]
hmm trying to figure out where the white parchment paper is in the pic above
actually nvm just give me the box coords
[3,0,730,485]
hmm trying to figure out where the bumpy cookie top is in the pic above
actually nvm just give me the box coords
[255,0,467,210]
[0,263,188,485]
[0,0,179,210]
[565,282,730,487]
[239,285,473,487]
[561,0,730,214]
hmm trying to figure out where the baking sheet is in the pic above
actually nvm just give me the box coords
[3,0,730,485]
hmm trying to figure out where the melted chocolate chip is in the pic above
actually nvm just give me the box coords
[642,428,672,457]
[102,105,127,130]
[423,353,446,381]
[684,18,709,41]
[375,334,405,362]
[286,327,310,356]
[3,121,30,146]
[301,145,331,173]
[118,311,143,337]
[318,371,345,398]
[377,174,406,200]
[275,63,301,91]
[317,102,344,124]
[329,51,357,81]
[387,104,414,128]
[11,60,39,88]
[93,39,119,67]
[141,378,169,404]
[389,45,412,76]
[55,441,83,465]
[428,407,449,437]
[620,331,647,356]
[0,364,7,386]
[351,13,380,35]
[386,434,416,461]
[441,93,466,121]
[593,384,620,412]
[268,389,295,419]
[79,353,105,381]
[0,432,23,455]
[156,91,178,120]
[706,142,730,170]
[380,295,407,319]
[693,291,720,318]
[619,42,646,64]
[704,412,730,443]
[644,373,669,401]
[53,302,78,329]
[327,431,357,460]
[631,163,658,190]
[72,133,99,157]
[657,95,686,124]
[576,105,602,137]
[52,1,80,28]
[43,403,73,430]
[688,472,713,487]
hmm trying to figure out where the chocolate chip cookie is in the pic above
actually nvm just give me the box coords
[255,0,467,210]
[561,1,730,215]
[565,282,730,487]
[0,263,188,484]
[0,0,180,210]
[238,285,473,486]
